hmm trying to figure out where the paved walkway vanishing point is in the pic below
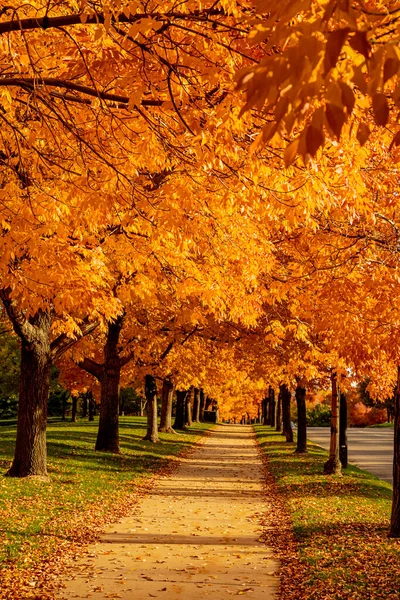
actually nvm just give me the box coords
[59,425,279,599]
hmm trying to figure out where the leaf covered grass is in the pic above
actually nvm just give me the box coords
[255,426,400,600]
[0,417,212,599]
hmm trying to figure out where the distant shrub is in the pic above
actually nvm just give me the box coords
[306,403,331,427]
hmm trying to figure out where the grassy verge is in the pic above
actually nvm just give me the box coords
[255,426,400,600]
[0,417,212,599]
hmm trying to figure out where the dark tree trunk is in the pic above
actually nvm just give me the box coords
[295,384,307,453]
[6,333,52,478]
[276,391,282,431]
[159,379,175,433]
[143,374,159,442]
[261,397,267,424]
[390,366,400,537]
[185,388,193,427]
[339,392,348,468]
[192,388,200,423]
[61,392,67,421]
[95,317,124,453]
[71,395,78,422]
[174,390,187,430]
[281,384,293,443]
[199,390,205,422]
[88,392,95,421]
[82,394,88,418]
[324,372,342,475]
[269,387,276,426]
[0,294,97,478]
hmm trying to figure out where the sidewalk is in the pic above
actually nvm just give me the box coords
[59,425,279,599]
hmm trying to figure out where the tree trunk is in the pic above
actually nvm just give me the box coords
[95,318,123,453]
[159,379,175,433]
[262,397,268,425]
[192,388,200,423]
[185,388,193,427]
[82,394,88,418]
[119,394,125,417]
[276,391,282,431]
[143,374,159,442]
[88,392,95,421]
[6,337,52,478]
[295,384,307,453]
[61,392,67,421]
[269,387,276,426]
[339,392,348,468]
[324,372,342,475]
[199,390,205,422]
[390,366,400,536]
[281,384,293,443]
[174,390,187,430]
[71,395,78,422]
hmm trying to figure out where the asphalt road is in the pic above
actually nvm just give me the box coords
[307,427,394,484]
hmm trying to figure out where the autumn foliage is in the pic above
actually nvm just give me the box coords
[2,0,400,538]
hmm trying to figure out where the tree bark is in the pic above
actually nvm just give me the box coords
[390,366,400,537]
[174,390,187,430]
[82,394,88,418]
[339,392,348,468]
[192,388,200,423]
[159,379,175,433]
[199,390,205,422]
[281,384,293,443]
[0,290,97,478]
[61,392,67,421]
[143,374,159,442]
[71,395,78,422]
[324,372,342,475]
[6,329,52,477]
[94,317,124,452]
[295,384,307,453]
[261,397,266,424]
[88,392,95,421]
[269,387,276,426]
[185,388,193,427]
[276,390,282,432]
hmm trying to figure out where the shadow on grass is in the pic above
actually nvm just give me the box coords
[292,519,389,541]
[257,437,393,502]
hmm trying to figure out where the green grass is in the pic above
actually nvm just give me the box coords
[255,426,400,600]
[0,417,212,597]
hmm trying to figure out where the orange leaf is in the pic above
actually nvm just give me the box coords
[325,103,346,139]
[356,122,370,146]
[372,93,389,126]
[324,29,349,76]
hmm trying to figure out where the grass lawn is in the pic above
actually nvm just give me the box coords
[0,417,212,599]
[255,426,400,600]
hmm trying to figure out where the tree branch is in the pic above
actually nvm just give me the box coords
[74,355,104,380]
[0,288,36,344]
[51,320,99,360]
[0,9,224,35]
[0,78,163,108]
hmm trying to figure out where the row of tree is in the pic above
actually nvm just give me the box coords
[2,0,400,538]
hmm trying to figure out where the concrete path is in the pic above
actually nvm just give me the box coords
[308,427,394,484]
[59,425,279,599]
